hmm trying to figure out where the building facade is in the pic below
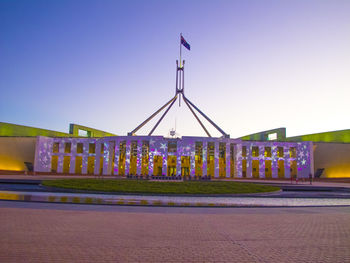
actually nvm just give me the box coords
[34,135,313,178]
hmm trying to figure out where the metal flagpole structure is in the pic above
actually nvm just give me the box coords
[148,95,178,136]
[128,34,230,138]
[180,33,182,68]
[127,95,177,136]
[183,95,229,138]
[183,97,211,137]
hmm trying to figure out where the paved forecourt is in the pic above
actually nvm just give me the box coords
[0,201,349,263]
[1,189,350,207]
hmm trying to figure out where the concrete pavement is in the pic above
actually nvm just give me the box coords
[0,201,349,263]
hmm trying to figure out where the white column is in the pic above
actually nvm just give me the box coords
[214,142,219,178]
[284,146,291,178]
[176,141,182,176]
[125,140,131,175]
[297,143,305,178]
[190,142,195,177]
[246,144,252,178]
[81,141,89,174]
[202,142,207,176]
[69,141,77,174]
[104,141,115,175]
[271,145,278,178]
[136,140,142,175]
[103,141,110,175]
[56,142,64,173]
[114,140,120,175]
[161,141,168,176]
[259,145,265,178]
[94,142,102,175]
[69,155,76,174]
[235,144,242,178]
[57,155,63,173]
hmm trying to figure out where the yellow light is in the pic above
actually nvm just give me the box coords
[325,164,350,178]
[0,164,23,171]
[0,155,25,171]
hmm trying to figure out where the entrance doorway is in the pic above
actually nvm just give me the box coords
[153,155,163,176]
[167,155,177,176]
[181,156,190,177]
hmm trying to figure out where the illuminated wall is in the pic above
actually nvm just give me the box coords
[239,128,286,141]
[2,122,348,177]
[287,129,350,143]
[0,122,116,138]
[0,137,36,171]
[0,122,71,137]
[69,124,116,137]
[314,142,350,178]
[240,128,350,144]
[35,135,313,178]
[236,141,313,179]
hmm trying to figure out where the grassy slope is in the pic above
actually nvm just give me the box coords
[42,179,280,195]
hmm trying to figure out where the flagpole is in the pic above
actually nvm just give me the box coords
[180,33,182,68]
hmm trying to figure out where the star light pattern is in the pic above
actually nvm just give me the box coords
[35,136,313,178]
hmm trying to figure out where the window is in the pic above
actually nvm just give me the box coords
[230,144,235,178]
[168,141,177,153]
[268,133,277,141]
[63,156,70,173]
[87,156,95,174]
[195,142,203,163]
[119,141,126,162]
[77,143,83,153]
[265,160,272,178]
[75,156,82,174]
[278,160,285,178]
[51,155,58,172]
[99,157,103,175]
[78,129,88,137]
[252,160,259,178]
[219,143,226,158]
[64,143,71,153]
[242,159,247,178]
[52,143,59,153]
[278,147,284,158]
[242,146,247,157]
[290,160,297,177]
[290,147,296,158]
[89,143,95,154]
[264,147,271,157]
[252,146,259,157]
[131,141,138,157]
[142,141,149,157]
[208,142,215,157]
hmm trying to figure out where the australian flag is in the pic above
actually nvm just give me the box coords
[181,35,191,50]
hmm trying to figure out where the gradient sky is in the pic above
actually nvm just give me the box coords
[1,0,349,138]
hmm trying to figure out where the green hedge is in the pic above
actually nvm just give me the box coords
[42,179,279,195]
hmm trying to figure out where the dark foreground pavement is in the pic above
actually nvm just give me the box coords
[0,201,349,263]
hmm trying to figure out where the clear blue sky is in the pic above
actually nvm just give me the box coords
[1,0,349,138]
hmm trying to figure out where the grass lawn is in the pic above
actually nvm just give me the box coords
[42,179,280,195]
